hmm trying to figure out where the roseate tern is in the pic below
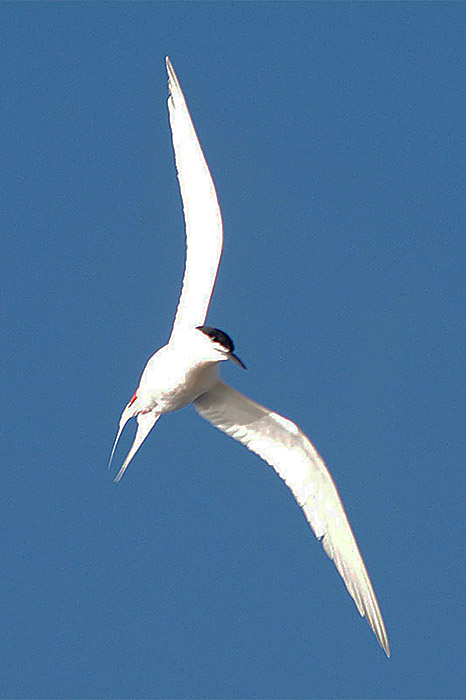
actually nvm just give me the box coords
[110,57,390,657]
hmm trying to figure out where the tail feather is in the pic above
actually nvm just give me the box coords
[114,411,160,482]
[108,401,139,469]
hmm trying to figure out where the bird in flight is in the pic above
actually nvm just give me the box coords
[110,57,390,657]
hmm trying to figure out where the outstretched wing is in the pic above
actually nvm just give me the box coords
[166,57,223,341]
[194,381,390,657]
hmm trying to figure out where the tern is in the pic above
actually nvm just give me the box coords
[110,57,390,657]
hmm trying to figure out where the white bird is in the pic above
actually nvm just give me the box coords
[110,57,390,658]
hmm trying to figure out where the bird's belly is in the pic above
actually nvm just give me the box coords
[138,359,218,414]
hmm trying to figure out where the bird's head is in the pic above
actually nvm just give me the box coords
[195,326,246,369]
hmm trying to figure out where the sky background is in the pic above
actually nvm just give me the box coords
[1,3,465,699]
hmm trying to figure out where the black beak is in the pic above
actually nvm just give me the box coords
[229,352,247,370]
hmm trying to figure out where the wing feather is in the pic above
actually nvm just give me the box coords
[166,57,223,340]
[194,381,390,657]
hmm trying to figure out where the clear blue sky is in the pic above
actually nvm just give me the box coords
[1,3,465,699]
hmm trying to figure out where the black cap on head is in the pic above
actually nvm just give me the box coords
[196,326,246,369]
[197,326,235,352]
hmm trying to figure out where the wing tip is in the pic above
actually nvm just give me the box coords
[364,598,391,658]
[166,56,181,96]
[378,630,391,658]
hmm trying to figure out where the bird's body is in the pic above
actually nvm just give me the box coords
[109,57,391,657]
[134,334,221,415]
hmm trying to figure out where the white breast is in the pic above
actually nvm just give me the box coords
[137,343,220,413]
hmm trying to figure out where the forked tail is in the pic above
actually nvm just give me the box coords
[109,402,160,482]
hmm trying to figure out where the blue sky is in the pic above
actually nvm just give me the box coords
[1,3,465,699]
